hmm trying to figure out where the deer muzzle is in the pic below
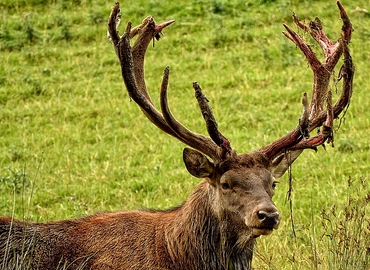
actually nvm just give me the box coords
[247,206,280,237]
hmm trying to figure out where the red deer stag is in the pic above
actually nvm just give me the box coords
[0,2,353,269]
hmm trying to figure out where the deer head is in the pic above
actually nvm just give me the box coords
[107,1,353,237]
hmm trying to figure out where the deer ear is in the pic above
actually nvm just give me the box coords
[268,150,303,178]
[183,148,214,178]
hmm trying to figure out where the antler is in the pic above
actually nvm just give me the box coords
[108,1,353,167]
[259,1,354,162]
[107,2,234,163]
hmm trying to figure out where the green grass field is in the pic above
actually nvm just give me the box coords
[0,0,369,269]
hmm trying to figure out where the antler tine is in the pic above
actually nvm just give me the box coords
[160,68,222,159]
[107,2,121,55]
[259,1,354,161]
[258,93,310,160]
[130,17,175,103]
[193,82,233,158]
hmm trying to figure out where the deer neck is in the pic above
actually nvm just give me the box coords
[164,180,255,269]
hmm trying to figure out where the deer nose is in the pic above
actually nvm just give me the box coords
[257,210,280,227]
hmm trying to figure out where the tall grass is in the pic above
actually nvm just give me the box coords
[320,178,369,269]
[254,178,369,269]
[1,0,369,268]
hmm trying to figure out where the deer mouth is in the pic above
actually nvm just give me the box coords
[251,226,276,237]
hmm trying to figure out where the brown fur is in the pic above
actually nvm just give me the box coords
[0,155,280,270]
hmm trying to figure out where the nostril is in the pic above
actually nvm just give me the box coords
[257,210,268,221]
[257,210,280,226]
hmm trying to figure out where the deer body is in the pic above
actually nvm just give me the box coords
[1,174,274,269]
[0,2,354,269]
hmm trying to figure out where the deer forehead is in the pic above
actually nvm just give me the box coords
[220,167,274,187]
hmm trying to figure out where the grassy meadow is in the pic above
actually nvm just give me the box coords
[0,0,369,269]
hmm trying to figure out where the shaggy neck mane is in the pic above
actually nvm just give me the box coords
[164,180,255,270]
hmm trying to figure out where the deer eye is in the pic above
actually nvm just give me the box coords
[221,182,230,190]
[272,181,279,190]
